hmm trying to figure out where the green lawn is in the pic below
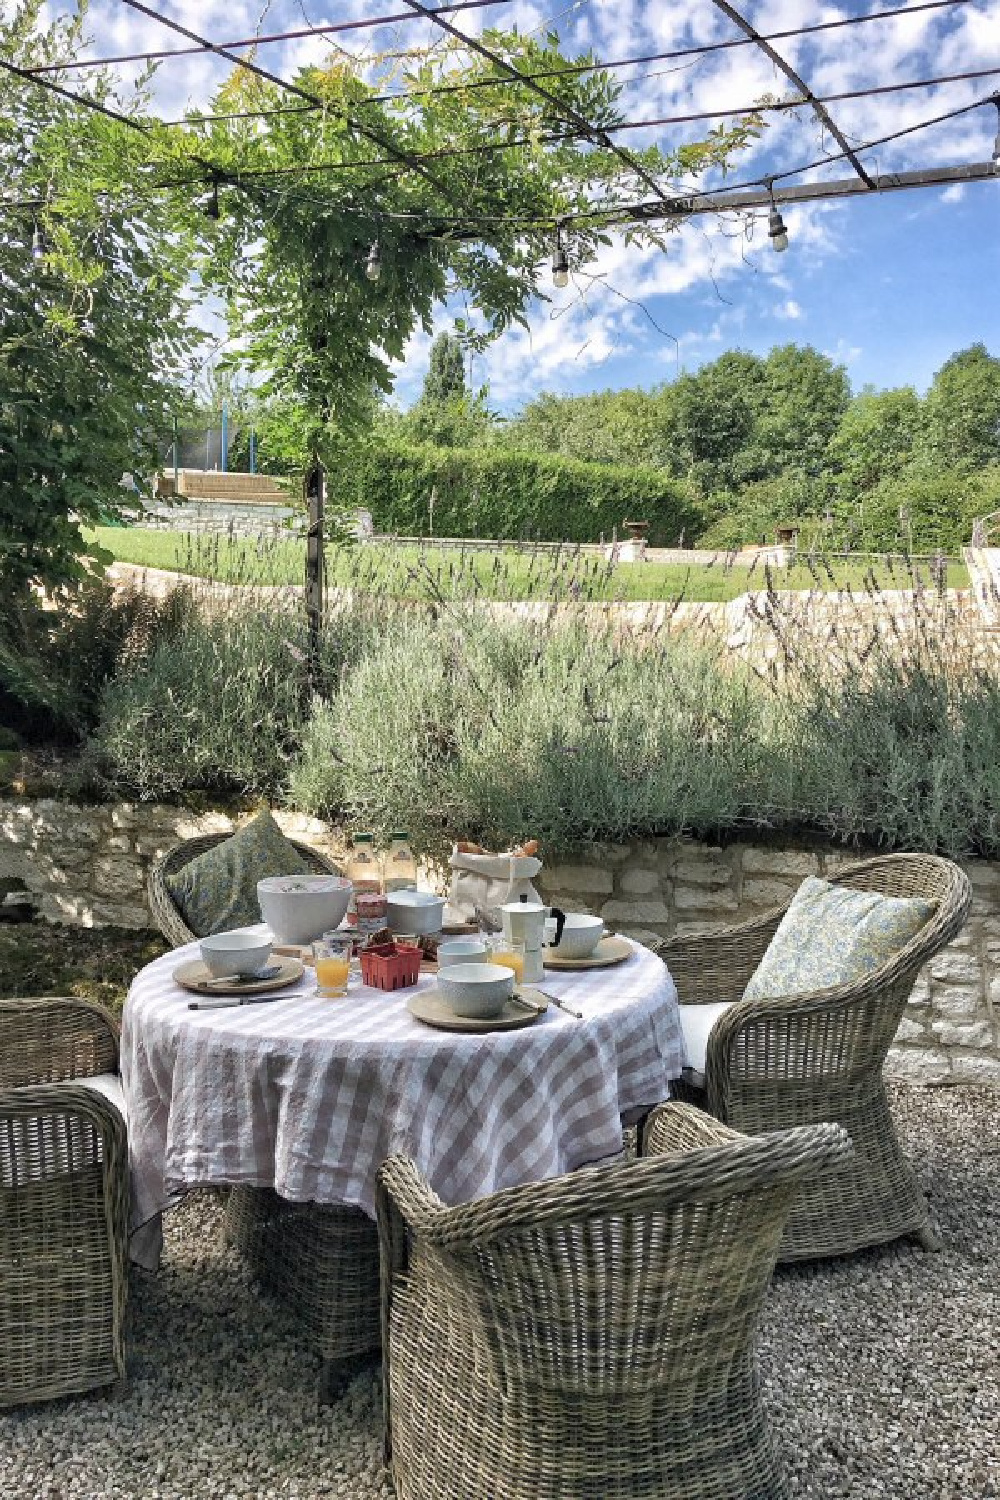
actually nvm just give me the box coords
[89,528,969,604]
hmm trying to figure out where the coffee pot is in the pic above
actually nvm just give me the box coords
[499,895,565,984]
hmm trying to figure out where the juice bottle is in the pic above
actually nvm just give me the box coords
[346,833,381,921]
[383,831,417,893]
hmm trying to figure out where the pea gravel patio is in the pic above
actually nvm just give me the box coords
[2,1085,998,1500]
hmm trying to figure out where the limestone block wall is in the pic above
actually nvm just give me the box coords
[1,797,997,1086]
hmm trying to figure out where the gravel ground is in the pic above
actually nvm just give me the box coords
[2,1084,998,1499]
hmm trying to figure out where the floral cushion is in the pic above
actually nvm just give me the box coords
[743,876,935,1003]
[165,809,312,938]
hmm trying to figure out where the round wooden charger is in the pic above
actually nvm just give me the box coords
[543,934,634,970]
[408,987,549,1033]
[173,956,305,997]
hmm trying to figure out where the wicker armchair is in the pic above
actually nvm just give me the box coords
[0,998,129,1406]
[147,830,342,948]
[660,853,971,1262]
[376,1103,852,1500]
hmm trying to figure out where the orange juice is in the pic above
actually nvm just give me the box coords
[490,950,525,985]
[315,956,350,996]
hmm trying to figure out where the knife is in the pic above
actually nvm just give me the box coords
[188,993,290,1010]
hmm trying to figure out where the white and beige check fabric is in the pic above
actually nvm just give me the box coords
[121,932,683,1268]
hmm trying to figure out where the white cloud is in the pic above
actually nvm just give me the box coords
[775,298,802,320]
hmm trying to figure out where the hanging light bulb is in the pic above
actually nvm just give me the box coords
[365,239,381,282]
[31,223,48,261]
[551,223,569,288]
[766,183,789,253]
[992,96,1000,174]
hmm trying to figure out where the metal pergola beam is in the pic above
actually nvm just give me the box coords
[710,0,876,190]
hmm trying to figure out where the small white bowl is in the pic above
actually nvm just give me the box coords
[438,938,489,967]
[437,961,514,1019]
[200,930,272,978]
[257,875,352,945]
[550,913,606,960]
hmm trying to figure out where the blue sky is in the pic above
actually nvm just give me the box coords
[50,0,1000,409]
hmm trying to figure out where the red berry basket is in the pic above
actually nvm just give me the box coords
[359,942,421,991]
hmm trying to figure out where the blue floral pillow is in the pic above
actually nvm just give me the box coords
[743,876,935,1002]
[165,808,311,938]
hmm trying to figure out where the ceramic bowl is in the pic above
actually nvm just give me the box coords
[199,930,272,979]
[438,938,489,967]
[437,961,514,1019]
[550,913,606,960]
[386,888,446,936]
[257,875,352,945]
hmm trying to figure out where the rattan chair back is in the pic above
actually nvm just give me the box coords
[377,1107,852,1500]
[0,998,128,1405]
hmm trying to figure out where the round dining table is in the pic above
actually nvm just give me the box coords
[121,929,685,1269]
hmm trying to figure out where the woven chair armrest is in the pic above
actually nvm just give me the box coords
[379,1125,852,1251]
[642,1101,746,1156]
[0,1081,128,1157]
[0,997,120,1085]
[655,911,784,1005]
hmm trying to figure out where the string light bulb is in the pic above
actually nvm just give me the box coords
[766,183,789,253]
[551,223,569,288]
[991,96,1000,174]
[365,239,381,282]
[31,223,48,261]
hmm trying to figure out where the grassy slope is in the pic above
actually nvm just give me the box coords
[0,923,168,1020]
[90,528,970,605]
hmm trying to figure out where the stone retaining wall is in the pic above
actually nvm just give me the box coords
[1,796,997,1086]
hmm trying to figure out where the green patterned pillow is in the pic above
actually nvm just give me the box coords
[165,809,312,938]
[743,876,935,1002]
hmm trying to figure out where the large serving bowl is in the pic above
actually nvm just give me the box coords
[257,875,352,945]
[386,888,446,937]
[438,961,514,1020]
[200,930,272,978]
[549,913,606,960]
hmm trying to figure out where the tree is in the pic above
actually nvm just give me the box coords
[420,332,466,407]
[755,344,851,475]
[0,3,200,605]
[826,387,923,506]
[667,351,765,492]
[189,35,761,476]
[919,344,1000,470]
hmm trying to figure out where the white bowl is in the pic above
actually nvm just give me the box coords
[200,930,272,978]
[438,938,489,967]
[386,888,445,937]
[437,961,514,1019]
[550,913,606,960]
[257,875,352,945]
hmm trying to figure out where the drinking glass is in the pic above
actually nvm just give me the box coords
[313,936,353,998]
[488,939,526,986]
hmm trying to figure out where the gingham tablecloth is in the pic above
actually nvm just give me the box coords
[121,930,684,1268]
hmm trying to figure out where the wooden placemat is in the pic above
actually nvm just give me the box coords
[543,934,634,971]
[408,987,549,1033]
[173,956,305,997]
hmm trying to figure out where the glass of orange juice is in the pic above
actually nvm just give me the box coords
[312,936,353,998]
[488,941,526,986]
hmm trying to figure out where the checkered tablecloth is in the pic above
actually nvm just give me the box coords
[121,931,684,1268]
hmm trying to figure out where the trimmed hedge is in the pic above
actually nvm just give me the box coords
[326,438,699,545]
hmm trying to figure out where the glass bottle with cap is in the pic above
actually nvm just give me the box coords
[383,830,417,893]
[346,832,382,918]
